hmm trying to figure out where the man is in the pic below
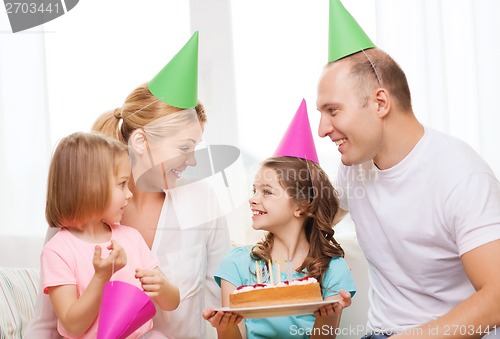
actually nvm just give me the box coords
[316,0,500,337]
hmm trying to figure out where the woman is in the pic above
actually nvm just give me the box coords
[26,32,230,339]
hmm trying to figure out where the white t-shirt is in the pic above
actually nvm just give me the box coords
[151,179,231,339]
[335,126,500,333]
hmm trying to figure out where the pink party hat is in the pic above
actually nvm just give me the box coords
[97,281,156,339]
[274,99,319,164]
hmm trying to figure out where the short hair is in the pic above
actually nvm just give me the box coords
[46,132,129,228]
[336,48,412,112]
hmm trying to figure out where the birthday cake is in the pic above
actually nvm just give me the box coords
[229,277,322,308]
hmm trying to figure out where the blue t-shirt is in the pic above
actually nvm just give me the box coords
[215,246,356,339]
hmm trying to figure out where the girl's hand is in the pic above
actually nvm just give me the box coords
[93,240,127,281]
[336,289,352,308]
[136,268,180,311]
[314,289,351,318]
[135,268,164,298]
[203,308,243,332]
[314,302,342,318]
[311,290,351,339]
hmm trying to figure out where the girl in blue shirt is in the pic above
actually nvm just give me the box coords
[203,155,355,339]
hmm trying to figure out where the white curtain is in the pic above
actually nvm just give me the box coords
[0,0,499,240]
[0,18,51,236]
[375,0,500,175]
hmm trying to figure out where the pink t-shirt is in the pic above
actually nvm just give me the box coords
[41,224,160,339]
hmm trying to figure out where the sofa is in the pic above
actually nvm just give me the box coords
[0,235,44,339]
[0,232,370,339]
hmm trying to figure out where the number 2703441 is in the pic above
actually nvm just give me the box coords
[5,2,61,14]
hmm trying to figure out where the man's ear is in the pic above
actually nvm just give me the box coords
[374,88,391,118]
[129,129,147,155]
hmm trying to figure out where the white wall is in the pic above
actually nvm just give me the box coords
[1,0,499,240]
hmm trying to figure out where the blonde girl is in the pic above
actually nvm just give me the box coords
[42,132,179,339]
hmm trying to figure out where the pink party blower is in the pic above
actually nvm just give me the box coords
[97,281,156,339]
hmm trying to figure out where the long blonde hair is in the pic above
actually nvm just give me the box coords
[251,156,344,285]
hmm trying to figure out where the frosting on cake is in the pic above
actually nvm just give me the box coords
[232,276,318,294]
[229,276,322,308]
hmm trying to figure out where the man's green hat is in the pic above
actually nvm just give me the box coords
[328,0,375,62]
[148,31,199,108]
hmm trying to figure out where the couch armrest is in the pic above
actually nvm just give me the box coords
[0,267,40,338]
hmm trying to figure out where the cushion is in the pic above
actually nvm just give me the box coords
[0,267,40,339]
[336,232,370,338]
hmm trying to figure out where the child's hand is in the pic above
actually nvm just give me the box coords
[202,308,243,332]
[93,240,127,281]
[335,289,352,309]
[135,268,165,298]
[314,289,351,319]
[136,268,180,311]
[314,302,342,318]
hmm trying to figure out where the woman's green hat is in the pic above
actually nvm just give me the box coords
[148,31,199,108]
[328,0,375,62]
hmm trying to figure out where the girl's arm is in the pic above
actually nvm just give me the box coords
[48,277,107,336]
[135,267,180,311]
[203,279,245,339]
[48,241,126,337]
[311,290,352,339]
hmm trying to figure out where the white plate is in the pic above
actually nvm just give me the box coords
[214,297,341,319]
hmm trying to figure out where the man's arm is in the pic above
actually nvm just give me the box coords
[393,239,500,338]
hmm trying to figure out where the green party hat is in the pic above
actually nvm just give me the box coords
[148,31,199,108]
[328,0,375,62]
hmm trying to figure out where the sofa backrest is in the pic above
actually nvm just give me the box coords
[0,236,44,268]
[336,232,370,338]
[0,236,43,338]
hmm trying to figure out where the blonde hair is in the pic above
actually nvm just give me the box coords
[92,83,207,142]
[46,132,129,228]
